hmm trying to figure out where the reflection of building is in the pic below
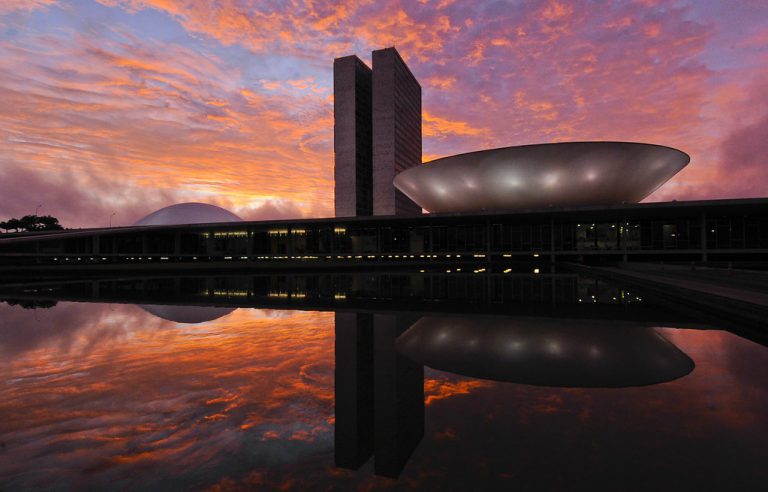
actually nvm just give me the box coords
[397,316,694,387]
[335,312,423,478]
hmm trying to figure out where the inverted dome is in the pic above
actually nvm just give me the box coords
[134,202,242,226]
[393,142,689,213]
[139,304,237,323]
[396,316,694,387]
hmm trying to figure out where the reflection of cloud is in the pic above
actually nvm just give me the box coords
[0,301,171,357]
[424,375,492,406]
[0,308,337,490]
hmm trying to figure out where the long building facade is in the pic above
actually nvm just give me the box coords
[1,199,766,267]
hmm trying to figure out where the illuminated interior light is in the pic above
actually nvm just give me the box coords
[214,290,248,297]
[503,268,512,273]
[533,268,540,274]
[334,227,346,234]
[213,231,248,238]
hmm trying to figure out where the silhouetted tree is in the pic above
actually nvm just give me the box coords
[35,215,63,231]
[0,215,63,232]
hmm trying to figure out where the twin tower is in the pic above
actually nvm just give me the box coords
[334,47,422,217]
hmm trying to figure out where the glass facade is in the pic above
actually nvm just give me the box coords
[1,201,767,265]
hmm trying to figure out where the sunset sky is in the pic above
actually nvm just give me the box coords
[0,0,766,228]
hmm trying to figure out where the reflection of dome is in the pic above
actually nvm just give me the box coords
[133,202,242,226]
[393,142,689,213]
[396,316,694,387]
[139,304,236,324]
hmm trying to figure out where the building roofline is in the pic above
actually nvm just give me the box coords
[1,197,766,245]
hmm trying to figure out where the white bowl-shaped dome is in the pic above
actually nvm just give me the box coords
[393,142,690,213]
[133,202,242,226]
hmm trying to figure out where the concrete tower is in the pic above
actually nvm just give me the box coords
[334,55,373,217]
[334,47,422,218]
[372,47,422,216]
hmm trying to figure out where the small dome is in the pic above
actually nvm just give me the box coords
[134,202,242,226]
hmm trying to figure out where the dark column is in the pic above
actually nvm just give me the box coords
[373,313,424,478]
[334,312,374,469]
[701,212,708,262]
[334,56,373,218]
[173,232,181,257]
[372,47,422,216]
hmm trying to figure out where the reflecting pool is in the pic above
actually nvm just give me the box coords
[0,273,766,490]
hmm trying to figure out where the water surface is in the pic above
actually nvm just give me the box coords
[0,274,766,491]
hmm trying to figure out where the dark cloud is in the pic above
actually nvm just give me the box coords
[0,163,176,227]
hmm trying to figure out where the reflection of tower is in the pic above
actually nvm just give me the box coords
[334,312,374,468]
[373,313,424,477]
[334,312,424,478]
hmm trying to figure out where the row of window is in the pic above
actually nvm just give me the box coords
[4,216,767,255]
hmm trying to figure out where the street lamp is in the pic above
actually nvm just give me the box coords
[35,204,42,216]
[109,212,116,228]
